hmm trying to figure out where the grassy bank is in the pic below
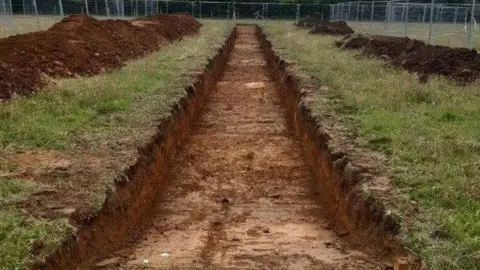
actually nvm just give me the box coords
[262,22,480,270]
[0,21,234,269]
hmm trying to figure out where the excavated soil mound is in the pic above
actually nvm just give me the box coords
[297,19,354,36]
[336,34,480,83]
[0,13,201,100]
[309,21,354,36]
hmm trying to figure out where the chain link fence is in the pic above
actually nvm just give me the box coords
[330,1,479,49]
[1,1,331,19]
[1,0,478,49]
[0,0,330,37]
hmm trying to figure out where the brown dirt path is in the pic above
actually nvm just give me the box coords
[101,26,385,269]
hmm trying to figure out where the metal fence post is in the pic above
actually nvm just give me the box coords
[385,1,389,33]
[199,0,202,18]
[338,3,341,20]
[95,0,99,15]
[115,0,120,17]
[106,0,111,17]
[340,3,344,20]
[428,0,435,43]
[370,1,375,28]
[166,0,168,14]
[464,7,469,26]
[265,3,268,19]
[356,1,359,21]
[3,0,7,15]
[84,0,89,15]
[436,5,440,23]
[439,6,444,25]
[361,4,365,21]
[191,1,194,17]
[422,4,427,23]
[58,0,64,16]
[404,0,409,36]
[329,4,332,21]
[32,0,38,15]
[32,0,40,28]
[467,0,476,48]
[296,4,300,21]
[347,2,351,21]
[144,0,147,16]
[453,6,459,24]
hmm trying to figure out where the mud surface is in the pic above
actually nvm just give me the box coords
[0,13,201,100]
[297,19,354,36]
[95,26,385,269]
[336,34,480,83]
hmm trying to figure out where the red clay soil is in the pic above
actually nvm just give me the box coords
[297,18,354,36]
[0,13,201,101]
[336,34,480,83]
[93,25,388,270]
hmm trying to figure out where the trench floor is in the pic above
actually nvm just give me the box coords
[106,26,383,269]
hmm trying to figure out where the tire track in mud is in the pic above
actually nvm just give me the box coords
[101,26,385,270]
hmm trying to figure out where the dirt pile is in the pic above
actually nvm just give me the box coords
[336,34,480,83]
[0,13,201,101]
[296,17,324,28]
[309,21,354,35]
[297,18,354,36]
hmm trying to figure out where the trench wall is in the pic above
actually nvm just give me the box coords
[42,29,237,269]
[42,25,404,269]
[256,26,403,257]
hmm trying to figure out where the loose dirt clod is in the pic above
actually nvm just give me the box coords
[297,18,354,36]
[336,34,480,83]
[0,13,201,100]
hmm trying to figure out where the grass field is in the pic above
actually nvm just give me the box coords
[1,14,479,269]
[262,21,480,270]
[349,21,480,49]
[0,20,234,269]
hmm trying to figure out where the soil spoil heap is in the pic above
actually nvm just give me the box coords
[297,18,354,36]
[336,34,480,83]
[0,13,201,100]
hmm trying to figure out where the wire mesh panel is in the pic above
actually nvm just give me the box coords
[233,3,263,20]
[199,1,228,19]
[299,4,327,20]
[266,3,296,20]
[0,0,13,29]
[331,1,479,49]
[0,0,12,15]
[2,0,478,49]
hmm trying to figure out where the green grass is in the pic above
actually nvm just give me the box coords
[0,20,234,269]
[262,22,480,270]
[0,21,233,150]
[0,179,72,270]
